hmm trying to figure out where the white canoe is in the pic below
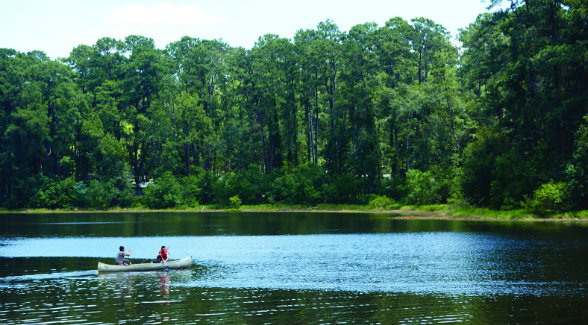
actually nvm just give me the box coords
[98,256,193,272]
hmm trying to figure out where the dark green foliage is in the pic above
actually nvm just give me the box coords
[0,2,586,214]
[142,172,183,209]
[3,175,45,209]
[180,176,201,207]
[489,148,536,209]
[227,165,270,205]
[460,129,510,207]
[82,178,134,209]
[197,172,215,205]
[321,174,361,204]
[460,130,538,209]
[272,164,325,205]
[378,177,408,202]
[564,114,588,210]
[31,177,77,209]
[211,177,232,206]
[457,1,587,211]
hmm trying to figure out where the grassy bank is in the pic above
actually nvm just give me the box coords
[396,205,588,221]
[239,203,588,220]
[2,204,587,222]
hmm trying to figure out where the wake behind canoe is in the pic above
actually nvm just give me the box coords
[98,256,193,272]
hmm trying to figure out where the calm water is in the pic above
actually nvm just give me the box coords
[0,212,586,324]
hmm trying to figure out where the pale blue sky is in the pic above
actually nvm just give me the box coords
[0,0,496,59]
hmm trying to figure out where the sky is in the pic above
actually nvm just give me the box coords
[0,0,497,59]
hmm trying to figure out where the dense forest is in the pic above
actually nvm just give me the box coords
[0,0,586,213]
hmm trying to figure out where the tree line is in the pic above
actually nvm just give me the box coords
[1,0,586,213]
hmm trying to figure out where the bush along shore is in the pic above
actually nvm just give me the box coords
[1,165,585,221]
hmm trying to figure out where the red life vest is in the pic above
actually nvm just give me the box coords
[159,248,168,260]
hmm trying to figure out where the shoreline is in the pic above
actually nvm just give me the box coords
[1,206,587,223]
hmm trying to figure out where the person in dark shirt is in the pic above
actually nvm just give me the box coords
[115,246,131,265]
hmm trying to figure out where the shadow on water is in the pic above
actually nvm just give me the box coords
[1,211,586,238]
[0,257,100,278]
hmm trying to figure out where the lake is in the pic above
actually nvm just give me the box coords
[0,212,586,324]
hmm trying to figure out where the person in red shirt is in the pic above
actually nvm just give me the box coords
[156,246,169,263]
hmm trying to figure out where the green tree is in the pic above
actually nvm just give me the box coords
[458,1,588,209]
[564,114,588,210]
[119,35,169,190]
[142,171,182,209]
[339,22,381,192]
[406,169,441,205]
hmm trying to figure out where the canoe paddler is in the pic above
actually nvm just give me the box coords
[115,246,131,265]
[155,246,169,263]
